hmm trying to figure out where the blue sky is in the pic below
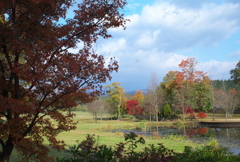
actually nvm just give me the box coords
[95,0,240,91]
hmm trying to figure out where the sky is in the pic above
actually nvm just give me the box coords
[96,0,240,92]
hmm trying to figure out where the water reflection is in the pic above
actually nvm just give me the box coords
[112,125,240,154]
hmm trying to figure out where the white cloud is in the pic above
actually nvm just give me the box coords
[198,61,237,80]
[98,1,240,91]
[109,2,240,52]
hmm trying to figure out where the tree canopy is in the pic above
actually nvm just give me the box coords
[161,58,212,114]
[105,82,125,119]
[132,90,144,105]
[0,0,127,161]
[230,61,240,86]
[126,100,143,117]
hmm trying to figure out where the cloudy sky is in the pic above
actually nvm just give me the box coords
[97,0,240,92]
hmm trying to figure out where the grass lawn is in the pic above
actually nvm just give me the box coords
[206,112,240,120]
[11,111,220,161]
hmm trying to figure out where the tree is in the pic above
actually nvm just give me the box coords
[126,100,143,117]
[178,58,212,111]
[146,73,165,122]
[104,101,115,120]
[161,58,212,120]
[143,95,155,121]
[105,82,125,120]
[197,111,207,121]
[214,88,239,120]
[230,61,240,86]
[86,98,106,123]
[0,0,127,161]
[132,90,144,105]
[165,58,212,113]
[163,104,172,119]
[161,71,177,108]
[211,79,240,91]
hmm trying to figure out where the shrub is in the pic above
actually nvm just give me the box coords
[197,111,208,121]
[173,145,240,162]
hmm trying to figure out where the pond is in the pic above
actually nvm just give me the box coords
[112,124,240,155]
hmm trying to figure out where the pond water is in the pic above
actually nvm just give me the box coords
[112,125,240,155]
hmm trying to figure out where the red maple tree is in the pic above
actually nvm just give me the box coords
[126,100,143,117]
[0,0,127,161]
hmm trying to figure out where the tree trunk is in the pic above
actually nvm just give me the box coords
[117,105,120,120]
[95,112,97,123]
[155,106,159,122]
[0,139,14,162]
[182,107,185,121]
[212,109,215,121]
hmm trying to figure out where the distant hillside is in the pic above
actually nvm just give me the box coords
[126,89,148,95]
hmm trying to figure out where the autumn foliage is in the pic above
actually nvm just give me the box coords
[0,0,127,161]
[162,58,212,116]
[126,100,143,117]
[197,111,208,120]
[132,90,144,104]
[197,128,208,136]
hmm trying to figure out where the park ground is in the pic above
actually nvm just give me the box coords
[9,110,240,161]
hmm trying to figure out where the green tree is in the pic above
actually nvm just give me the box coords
[186,80,212,112]
[211,80,240,91]
[162,58,212,113]
[163,104,172,118]
[230,61,240,86]
[105,82,125,120]
[161,71,177,108]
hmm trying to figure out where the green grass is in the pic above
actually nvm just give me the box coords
[9,111,207,161]
[53,112,202,159]
[206,111,240,120]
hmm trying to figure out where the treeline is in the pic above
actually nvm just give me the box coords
[211,79,240,91]
[85,58,240,122]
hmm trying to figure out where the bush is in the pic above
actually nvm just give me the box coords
[197,111,208,121]
[173,145,240,162]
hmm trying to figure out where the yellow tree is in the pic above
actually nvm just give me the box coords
[132,90,144,105]
[105,82,125,120]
